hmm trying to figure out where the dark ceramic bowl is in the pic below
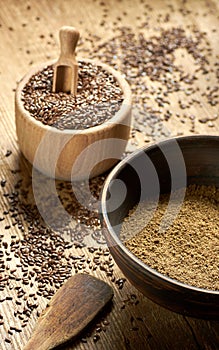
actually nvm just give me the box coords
[101,135,219,319]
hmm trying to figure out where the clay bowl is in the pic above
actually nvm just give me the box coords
[15,59,132,181]
[101,135,219,319]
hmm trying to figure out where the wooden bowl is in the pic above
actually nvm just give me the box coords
[15,59,132,180]
[101,135,219,319]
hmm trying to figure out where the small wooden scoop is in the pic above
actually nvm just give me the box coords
[23,274,113,350]
[52,26,80,95]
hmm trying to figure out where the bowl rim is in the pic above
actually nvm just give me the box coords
[15,58,132,135]
[101,134,219,295]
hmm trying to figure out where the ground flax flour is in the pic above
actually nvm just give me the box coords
[121,184,219,291]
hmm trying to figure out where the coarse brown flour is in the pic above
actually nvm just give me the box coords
[121,184,219,291]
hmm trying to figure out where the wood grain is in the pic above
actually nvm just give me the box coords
[0,0,218,349]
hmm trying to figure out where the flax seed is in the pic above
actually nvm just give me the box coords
[21,62,123,130]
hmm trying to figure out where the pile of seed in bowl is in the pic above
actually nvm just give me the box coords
[21,61,123,130]
[120,184,219,291]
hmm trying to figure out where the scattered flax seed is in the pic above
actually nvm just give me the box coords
[1,179,7,187]
[5,337,11,343]
[93,334,100,342]
[91,25,218,142]
[0,166,121,345]
[121,184,219,291]
[5,150,12,157]
[81,337,87,343]
[21,62,123,130]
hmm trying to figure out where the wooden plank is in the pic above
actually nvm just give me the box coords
[0,0,218,349]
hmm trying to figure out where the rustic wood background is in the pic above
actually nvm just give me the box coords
[0,0,218,349]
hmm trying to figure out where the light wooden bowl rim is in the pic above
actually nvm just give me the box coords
[15,58,132,135]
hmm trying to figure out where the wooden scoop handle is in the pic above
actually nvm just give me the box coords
[52,26,80,94]
[59,26,79,60]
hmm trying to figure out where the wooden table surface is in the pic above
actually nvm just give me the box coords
[0,0,218,349]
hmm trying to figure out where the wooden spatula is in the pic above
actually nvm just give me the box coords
[23,274,113,350]
[52,26,80,95]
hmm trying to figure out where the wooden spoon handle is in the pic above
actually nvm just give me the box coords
[23,274,113,350]
[59,26,79,59]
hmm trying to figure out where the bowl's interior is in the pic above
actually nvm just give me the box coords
[104,136,219,237]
